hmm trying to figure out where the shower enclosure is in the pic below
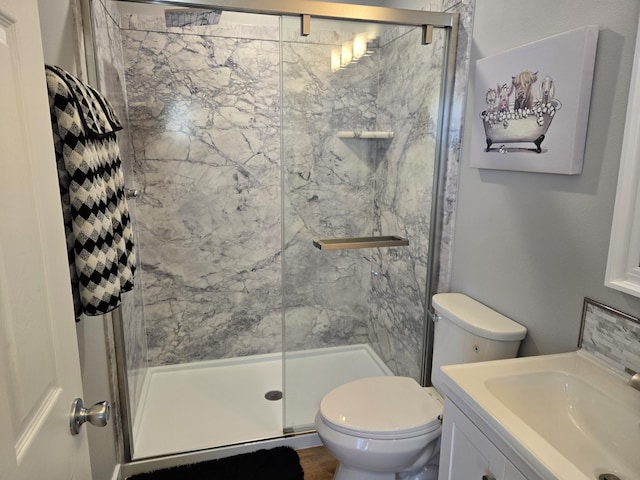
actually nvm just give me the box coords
[85,0,459,463]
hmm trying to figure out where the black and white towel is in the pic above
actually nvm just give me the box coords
[45,65,135,320]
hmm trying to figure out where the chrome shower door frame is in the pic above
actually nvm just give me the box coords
[117,0,456,29]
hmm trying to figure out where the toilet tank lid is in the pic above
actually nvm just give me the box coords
[432,293,527,341]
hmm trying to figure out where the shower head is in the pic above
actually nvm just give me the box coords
[164,8,222,27]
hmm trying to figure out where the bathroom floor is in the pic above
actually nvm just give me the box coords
[298,446,338,479]
[133,345,390,459]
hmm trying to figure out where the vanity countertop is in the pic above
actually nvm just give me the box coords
[440,350,640,480]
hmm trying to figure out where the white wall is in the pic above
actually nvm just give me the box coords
[37,0,81,74]
[37,1,121,479]
[451,0,640,356]
[76,318,120,480]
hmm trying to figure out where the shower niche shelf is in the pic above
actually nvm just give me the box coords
[337,131,394,139]
[313,235,409,250]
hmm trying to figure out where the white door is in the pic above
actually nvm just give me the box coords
[0,0,92,478]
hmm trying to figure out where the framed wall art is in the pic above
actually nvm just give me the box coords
[470,26,598,174]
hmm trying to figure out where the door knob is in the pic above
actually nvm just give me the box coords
[69,398,110,435]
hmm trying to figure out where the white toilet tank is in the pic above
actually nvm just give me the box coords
[430,293,527,392]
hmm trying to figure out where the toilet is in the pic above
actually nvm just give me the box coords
[314,293,527,480]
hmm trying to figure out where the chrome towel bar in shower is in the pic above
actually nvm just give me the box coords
[313,236,409,250]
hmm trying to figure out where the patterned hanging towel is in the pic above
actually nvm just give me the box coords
[45,65,135,320]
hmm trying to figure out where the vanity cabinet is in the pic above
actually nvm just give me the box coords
[438,398,527,480]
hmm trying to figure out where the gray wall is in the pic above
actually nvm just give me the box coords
[451,0,640,356]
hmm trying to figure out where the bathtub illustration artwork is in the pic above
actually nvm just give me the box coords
[480,71,562,154]
[471,26,597,174]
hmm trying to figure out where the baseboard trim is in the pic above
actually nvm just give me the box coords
[111,463,121,480]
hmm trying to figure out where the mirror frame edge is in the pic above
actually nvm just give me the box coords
[605,10,640,297]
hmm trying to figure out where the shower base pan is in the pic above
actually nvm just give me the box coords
[131,344,392,460]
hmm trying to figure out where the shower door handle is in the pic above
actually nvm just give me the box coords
[69,398,110,435]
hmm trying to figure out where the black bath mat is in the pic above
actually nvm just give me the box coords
[126,446,304,480]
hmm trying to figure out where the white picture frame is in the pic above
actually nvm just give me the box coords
[605,12,640,298]
[470,26,598,174]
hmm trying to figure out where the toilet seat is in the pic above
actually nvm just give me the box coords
[318,376,442,440]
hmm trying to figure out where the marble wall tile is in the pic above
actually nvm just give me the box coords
[281,26,379,351]
[280,15,385,46]
[386,0,475,304]
[97,0,121,28]
[122,18,283,366]
[435,0,475,294]
[111,4,473,372]
[581,299,640,375]
[120,11,278,41]
[363,0,474,378]
[366,26,442,381]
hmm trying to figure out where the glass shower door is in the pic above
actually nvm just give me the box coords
[280,15,448,432]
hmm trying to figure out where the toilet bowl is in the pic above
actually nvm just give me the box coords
[315,376,443,480]
[314,293,527,480]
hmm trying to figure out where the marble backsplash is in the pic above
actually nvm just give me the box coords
[93,1,474,374]
[580,298,640,376]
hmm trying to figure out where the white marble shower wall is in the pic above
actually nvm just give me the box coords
[108,5,472,370]
[280,20,381,352]
[121,12,386,365]
[367,26,445,380]
[120,13,282,366]
[279,20,447,380]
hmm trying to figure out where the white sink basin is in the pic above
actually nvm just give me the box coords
[441,351,640,480]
